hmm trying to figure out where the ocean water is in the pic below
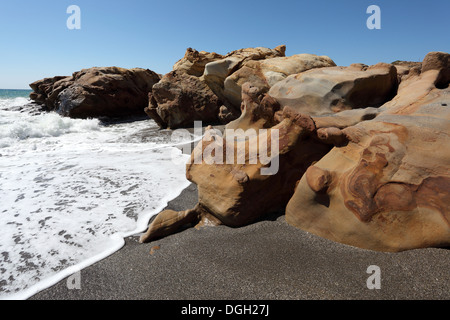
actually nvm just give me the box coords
[0,90,197,299]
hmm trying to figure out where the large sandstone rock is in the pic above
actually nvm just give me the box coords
[29,76,72,109]
[285,53,450,252]
[223,54,336,108]
[140,51,450,253]
[268,62,398,116]
[29,67,161,119]
[139,83,332,242]
[145,71,224,129]
[147,45,293,129]
[225,83,282,132]
[203,45,286,110]
[391,60,422,84]
[421,51,450,88]
[173,48,224,77]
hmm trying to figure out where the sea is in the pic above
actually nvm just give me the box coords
[0,89,197,299]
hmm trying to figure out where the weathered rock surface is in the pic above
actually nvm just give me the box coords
[268,62,398,116]
[140,51,450,252]
[147,45,299,129]
[223,54,336,108]
[391,60,422,84]
[145,71,224,129]
[225,83,281,132]
[29,67,161,119]
[203,45,286,109]
[140,83,332,242]
[421,51,450,88]
[29,76,72,108]
[285,52,450,252]
[173,48,224,77]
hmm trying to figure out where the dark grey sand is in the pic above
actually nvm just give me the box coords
[29,183,450,300]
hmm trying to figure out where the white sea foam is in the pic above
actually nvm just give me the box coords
[0,98,197,299]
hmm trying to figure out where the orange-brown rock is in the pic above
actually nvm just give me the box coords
[391,60,422,84]
[139,83,332,242]
[173,48,224,77]
[285,52,450,252]
[203,45,286,109]
[268,62,398,116]
[29,76,72,109]
[145,71,223,129]
[141,51,450,253]
[421,51,450,88]
[222,53,336,108]
[225,83,281,131]
[29,67,161,119]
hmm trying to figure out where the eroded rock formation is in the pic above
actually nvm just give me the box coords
[172,47,224,77]
[268,62,398,115]
[203,45,287,110]
[145,71,223,129]
[141,51,450,252]
[140,83,334,242]
[221,53,336,108]
[148,45,336,129]
[285,52,450,252]
[29,67,161,119]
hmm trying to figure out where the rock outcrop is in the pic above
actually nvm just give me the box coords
[223,54,336,108]
[203,45,287,109]
[147,45,300,129]
[141,51,450,252]
[145,71,223,129]
[173,48,224,77]
[285,52,450,252]
[29,76,72,108]
[29,67,161,119]
[203,46,337,111]
[140,82,333,242]
[268,62,398,116]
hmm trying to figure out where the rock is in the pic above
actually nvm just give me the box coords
[140,50,450,253]
[304,166,332,193]
[218,105,240,124]
[421,51,450,88]
[29,67,161,119]
[149,245,160,255]
[285,57,450,252]
[145,71,223,129]
[225,83,281,131]
[203,45,286,110]
[173,48,224,77]
[146,46,292,129]
[140,207,201,243]
[315,127,348,146]
[140,83,332,242]
[29,76,71,108]
[268,62,398,116]
[223,54,336,108]
[312,107,380,129]
[391,60,422,84]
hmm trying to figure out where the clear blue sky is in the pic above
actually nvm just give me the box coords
[0,0,448,89]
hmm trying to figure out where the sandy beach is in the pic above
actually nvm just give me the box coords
[29,183,450,300]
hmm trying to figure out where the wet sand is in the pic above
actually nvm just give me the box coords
[30,183,450,300]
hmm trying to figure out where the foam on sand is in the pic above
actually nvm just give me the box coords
[0,98,197,299]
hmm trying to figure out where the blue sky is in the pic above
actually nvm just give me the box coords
[0,0,448,89]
